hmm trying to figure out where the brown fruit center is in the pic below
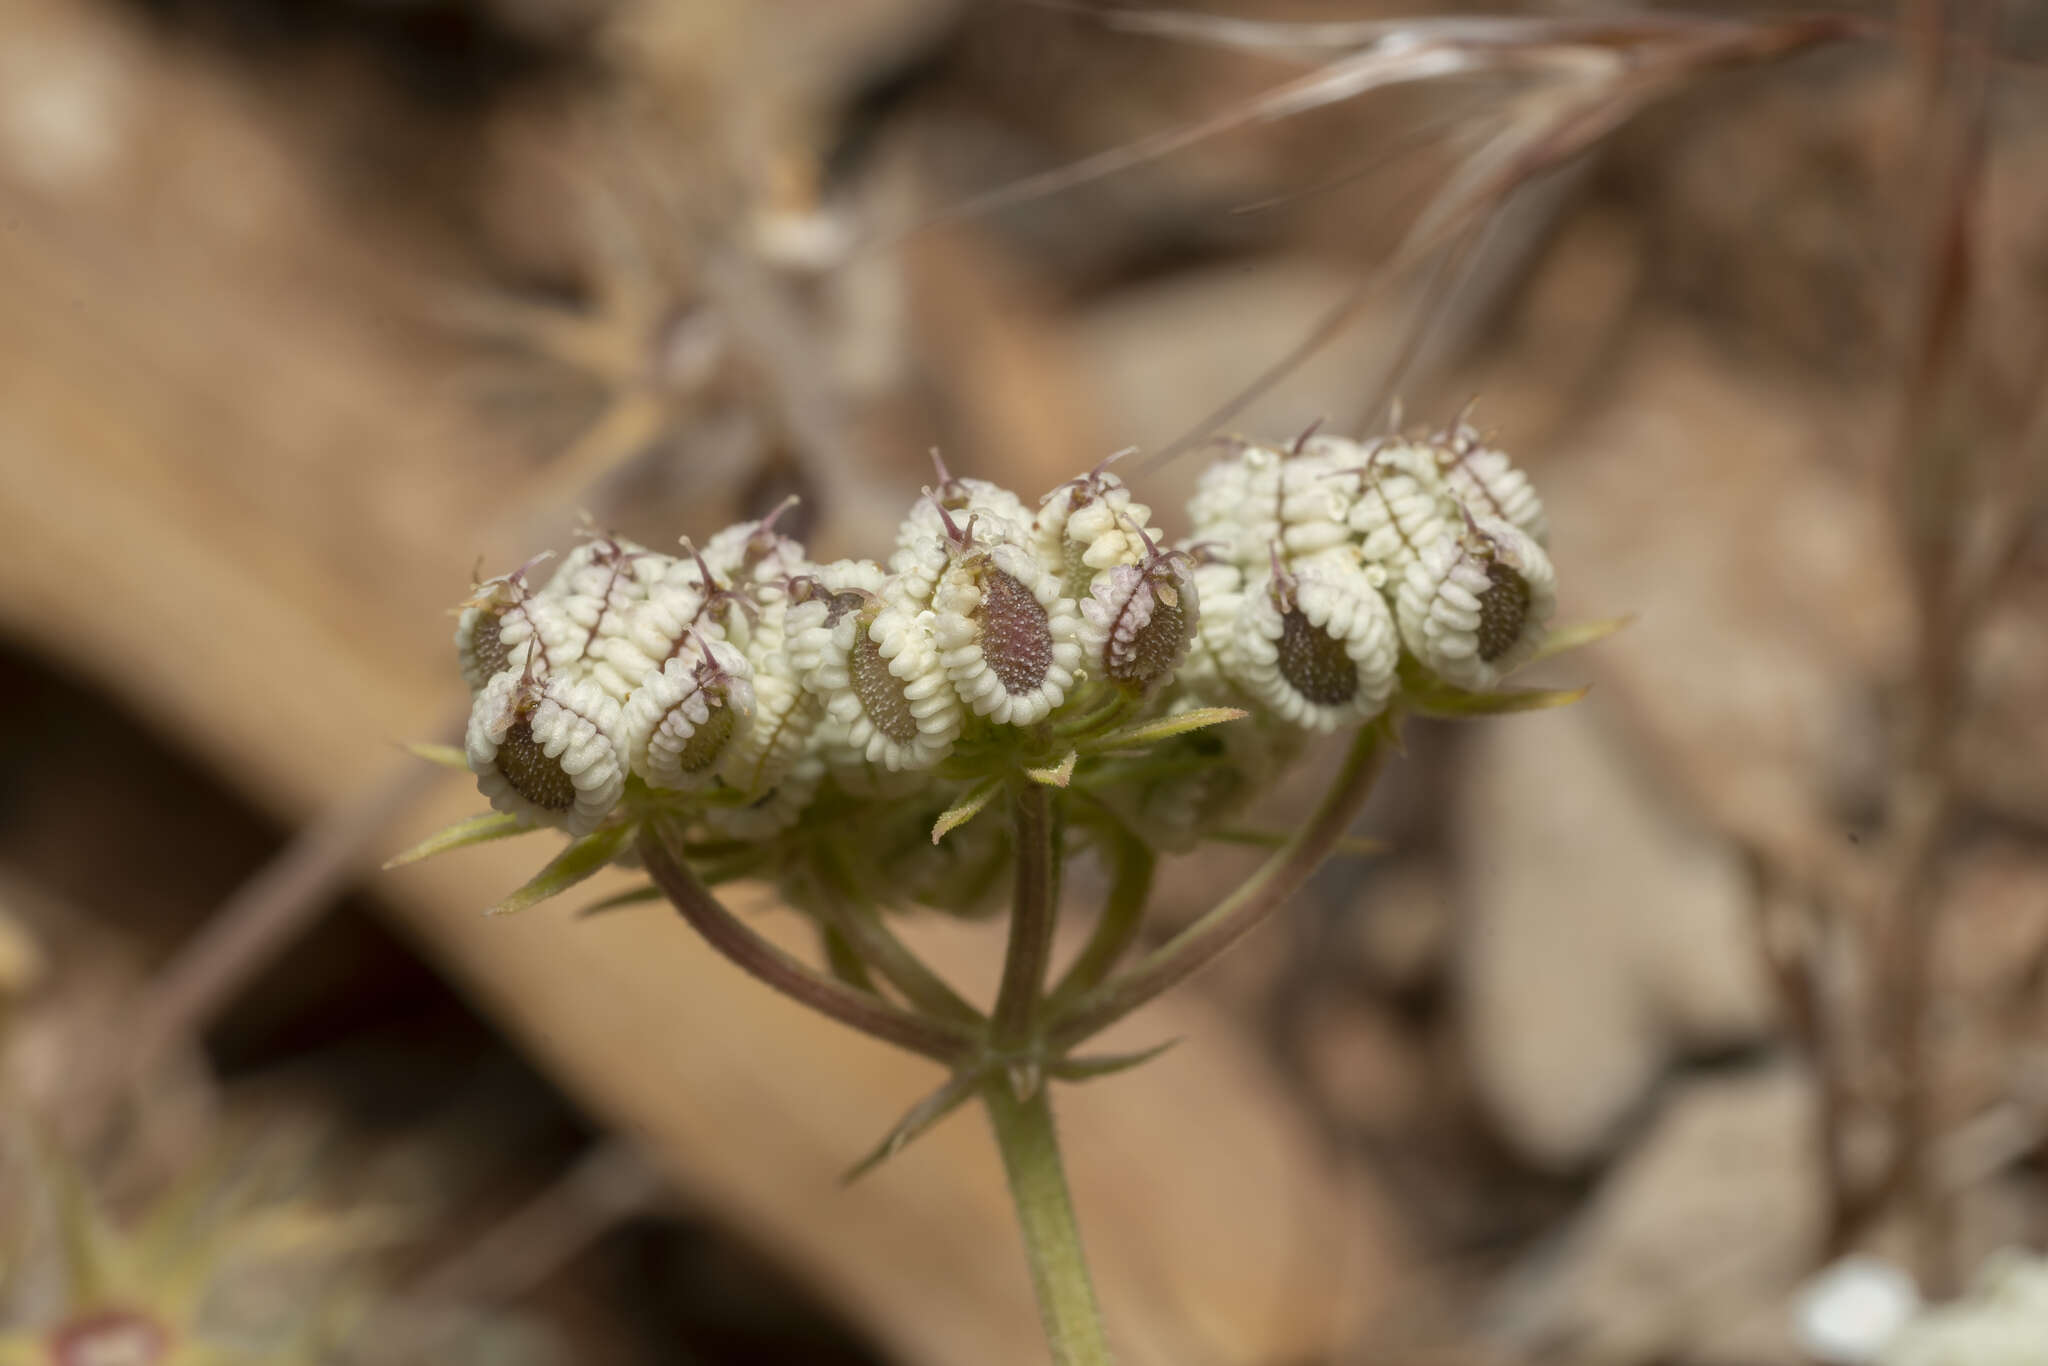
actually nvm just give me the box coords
[1277,607,1357,706]
[851,619,921,744]
[673,699,736,773]
[1110,585,1187,686]
[471,610,509,679]
[978,568,1052,696]
[1476,560,1530,663]
[496,716,577,811]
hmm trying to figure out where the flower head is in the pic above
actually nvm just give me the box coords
[599,547,724,685]
[893,451,1033,600]
[527,531,678,702]
[431,417,1569,917]
[904,450,1031,540]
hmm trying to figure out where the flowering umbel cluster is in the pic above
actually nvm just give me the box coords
[431,423,1558,914]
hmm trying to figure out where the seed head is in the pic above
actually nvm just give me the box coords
[1341,441,1455,578]
[454,551,564,691]
[932,538,1083,727]
[620,631,754,791]
[702,654,823,839]
[700,496,813,586]
[1079,517,1199,692]
[789,560,961,772]
[1430,418,1548,545]
[1229,553,1397,731]
[467,666,627,835]
[1395,514,1556,689]
[1034,452,1153,598]
[898,452,1031,561]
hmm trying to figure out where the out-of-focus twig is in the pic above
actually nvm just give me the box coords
[1745,853,1865,1255]
[129,726,461,1080]
[907,10,1860,243]
[1033,3,1880,57]
[379,1138,670,1365]
[1028,11,1864,465]
[1857,0,1998,1293]
[408,1138,669,1307]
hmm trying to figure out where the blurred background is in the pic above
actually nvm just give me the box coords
[3,0,2047,1362]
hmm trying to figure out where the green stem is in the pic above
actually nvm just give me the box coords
[638,823,974,1065]
[1053,687,1136,740]
[820,924,876,992]
[1048,716,1395,1050]
[816,847,985,1027]
[992,781,1058,1048]
[984,1080,1114,1366]
[1046,820,1154,1011]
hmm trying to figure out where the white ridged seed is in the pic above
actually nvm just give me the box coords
[788,560,962,772]
[1344,441,1456,578]
[1432,423,1548,545]
[932,539,1083,726]
[1034,468,1154,597]
[1396,516,1556,690]
[1079,549,1199,691]
[1230,560,1398,731]
[621,634,754,791]
[466,669,627,836]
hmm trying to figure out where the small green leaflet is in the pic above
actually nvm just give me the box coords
[931,776,1002,844]
[383,811,535,870]
[1085,707,1247,754]
[1025,751,1078,788]
[842,1069,984,1183]
[1530,615,1631,663]
[488,822,637,916]
[1405,682,1590,719]
[401,741,471,770]
[576,884,663,918]
[1047,1039,1180,1082]
[1209,828,1387,857]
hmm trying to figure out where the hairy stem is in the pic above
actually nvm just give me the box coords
[1049,716,1395,1049]
[994,782,1059,1048]
[985,1080,1114,1366]
[638,823,973,1065]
